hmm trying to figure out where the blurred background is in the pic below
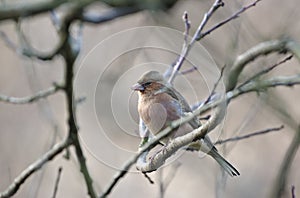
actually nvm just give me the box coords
[0,0,300,197]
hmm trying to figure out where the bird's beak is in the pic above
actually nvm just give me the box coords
[131,83,144,91]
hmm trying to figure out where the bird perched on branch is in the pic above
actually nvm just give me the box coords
[131,70,240,176]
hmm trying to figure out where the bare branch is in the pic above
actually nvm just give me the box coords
[0,21,65,61]
[192,0,225,42]
[182,11,191,49]
[1,4,142,61]
[203,65,226,105]
[21,42,65,61]
[51,167,63,198]
[0,139,71,198]
[237,55,293,89]
[215,125,284,145]
[100,156,138,198]
[136,105,226,172]
[190,66,225,111]
[166,0,224,83]
[227,75,300,101]
[166,0,261,83]
[0,85,61,104]
[180,64,198,75]
[62,30,97,198]
[191,75,300,135]
[198,0,261,40]
[225,38,300,92]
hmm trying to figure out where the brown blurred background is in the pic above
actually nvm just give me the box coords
[0,0,300,197]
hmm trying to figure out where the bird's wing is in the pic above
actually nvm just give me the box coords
[164,86,200,128]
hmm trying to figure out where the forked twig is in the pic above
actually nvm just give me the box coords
[237,55,293,89]
[198,0,261,40]
[166,0,224,83]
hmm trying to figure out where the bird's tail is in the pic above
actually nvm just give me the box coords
[209,148,240,177]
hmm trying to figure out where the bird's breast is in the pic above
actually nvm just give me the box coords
[138,98,168,135]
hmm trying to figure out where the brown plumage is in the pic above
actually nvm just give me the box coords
[132,71,240,176]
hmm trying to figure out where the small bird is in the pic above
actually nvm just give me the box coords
[131,71,240,176]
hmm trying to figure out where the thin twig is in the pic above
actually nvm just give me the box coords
[198,0,261,40]
[100,159,136,197]
[167,0,261,83]
[0,85,62,104]
[142,172,154,184]
[180,64,198,75]
[226,38,299,92]
[215,125,284,145]
[21,37,66,61]
[190,65,225,111]
[166,11,191,83]
[203,65,226,105]
[291,185,296,198]
[167,0,224,84]
[192,0,225,41]
[51,167,63,198]
[0,139,71,198]
[227,75,300,102]
[182,11,191,50]
[0,21,65,61]
[237,55,293,89]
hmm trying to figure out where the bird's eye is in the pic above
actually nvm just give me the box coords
[143,82,152,87]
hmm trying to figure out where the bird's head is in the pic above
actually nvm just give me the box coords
[131,71,167,96]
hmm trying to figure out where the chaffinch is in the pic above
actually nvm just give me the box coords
[131,71,239,176]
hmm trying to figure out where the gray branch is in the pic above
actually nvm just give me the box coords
[166,0,224,83]
[215,125,284,145]
[136,106,226,172]
[0,139,71,198]
[225,38,300,91]
[0,85,61,104]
